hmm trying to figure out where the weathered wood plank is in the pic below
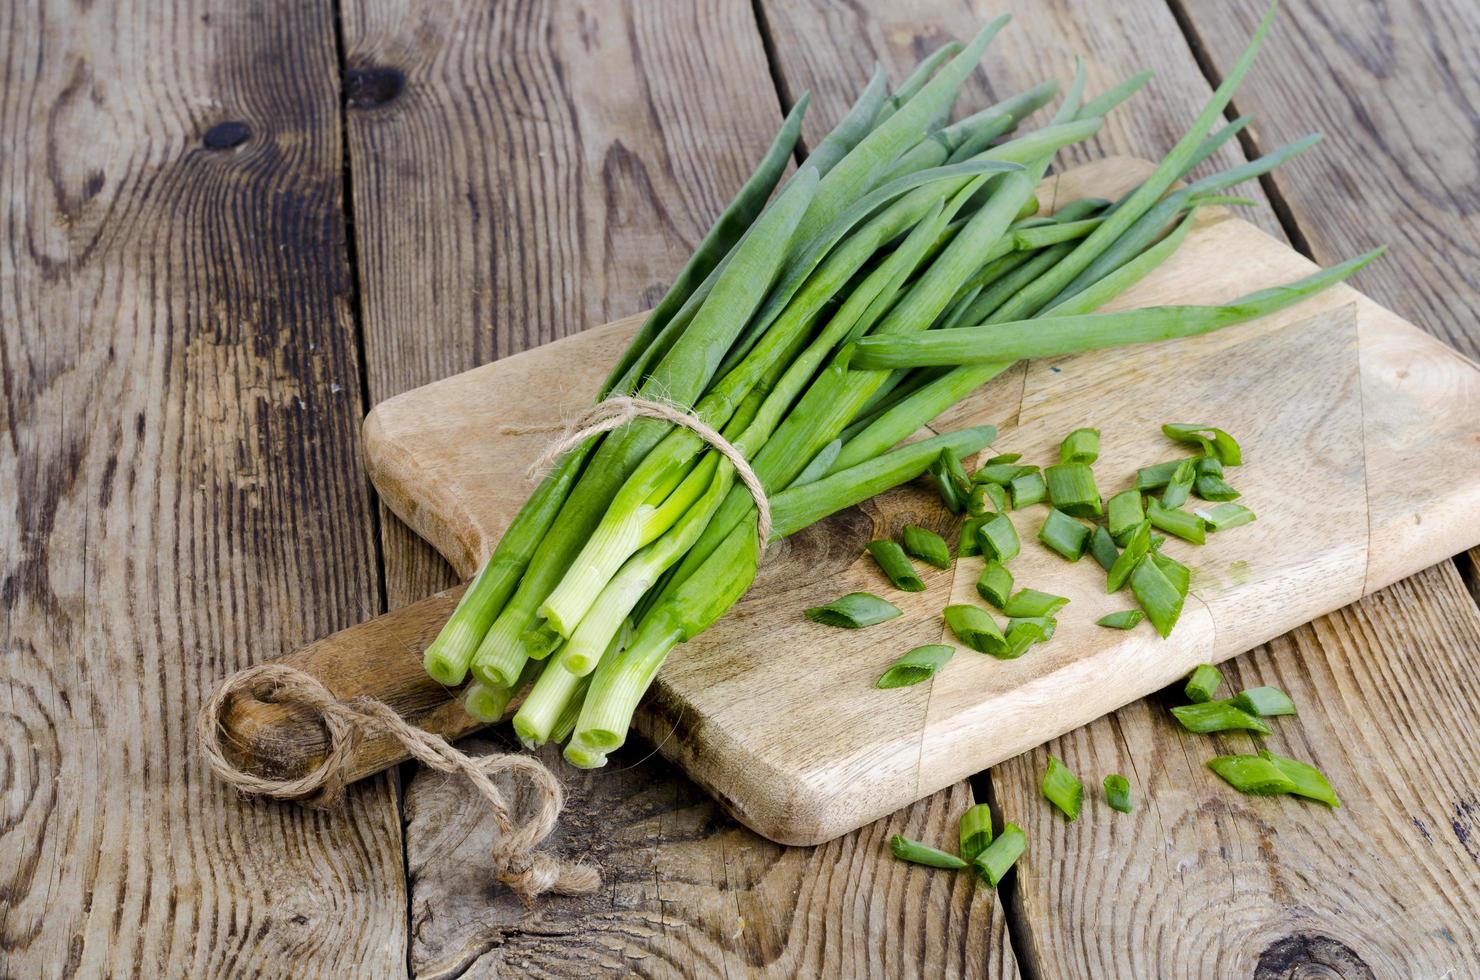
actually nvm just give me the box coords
[339,0,1015,974]
[0,0,406,975]
[1174,0,1480,358]
[754,0,1283,240]
[993,560,1480,977]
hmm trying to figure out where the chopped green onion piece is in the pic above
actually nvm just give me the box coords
[1089,526,1120,570]
[1000,624,1039,659]
[1161,458,1196,509]
[1135,458,1197,491]
[972,822,1026,887]
[930,448,973,514]
[1009,471,1047,508]
[975,463,1038,485]
[1107,520,1152,592]
[1038,508,1091,561]
[1146,498,1206,545]
[1060,427,1100,464]
[867,539,925,592]
[985,453,1022,465]
[1183,663,1223,703]
[1107,490,1145,544]
[877,644,955,689]
[1130,554,1184,638]
[1044,463,1102,518]
[1196,456,1224,476]
[958,516,988,557]
[1207,755,1297,795]
[1096,609,1144,630]
[1171,700,1271,734]
[1041,754,1083,820]
[1194,474,1241,501]
[1163,423,1242,465]
[959,804,995,863]
[944,604,1007,655]
[1003,588,1069,618]
[1234,686,1296,717]
[1009,616,1057,642]
[1259,750,1340,807]
[889,834,969,869]
[903,524,951,569]
[1152,551,1191,598]
[1103,773,1134,812]
[969,482,1007,516]
[976,561,1014,609]
[978,513,1021,561]
[805,592,903,629]
[1196,502,1257,531]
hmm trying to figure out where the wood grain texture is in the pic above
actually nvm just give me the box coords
[0,0,406,975]
[359,156,1480,845]
[405,732,1014,979]
[337,0,1013,974]
[1174,0,1480,358]
[754,0,1283,240]
[991,559,1480,977]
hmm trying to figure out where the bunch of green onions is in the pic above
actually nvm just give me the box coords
[419,4,1380,769]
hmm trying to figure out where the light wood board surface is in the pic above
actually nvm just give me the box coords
[357,156,1480,845]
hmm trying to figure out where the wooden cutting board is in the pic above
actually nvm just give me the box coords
[229,157,1480,846]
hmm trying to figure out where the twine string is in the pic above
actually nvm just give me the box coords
[197,664,599,904]
[505,395,772,554]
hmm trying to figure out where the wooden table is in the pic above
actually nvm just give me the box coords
[4,0,1478,975]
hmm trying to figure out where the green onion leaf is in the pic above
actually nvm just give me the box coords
[1183,664,1223,703]
[969,482,1008,517]
[1162,423,1242,465]
[1000,623,1040,659]
[1042,754,1084,820]
[976,561,1014,609]
[1234,686,1297,717]
[1044,463,1102,518]
[1103,773,1134,813]
[867,539,926,592]
[1039,508,1092,561]
[1089,526,1120,571]
[1146,498,1206,545]
[1107,520,1152,592]
[975,463,1038,485]
[1196,502,1257,531]
[1131,554,1184,638]
[1135,458,1197,491]
[805,592,903,629]
[930,448,973,514]
[877,644,955,689]
[1194,474,1241,501]
[1152,551,1191,598]
[978,513,1021,562]
[1096,609,1144,630]
[1259,750,1340,807]
[972,822,1026,887]
[1060,427,1100,464]
[985,453,1022,465]
[1107,490,1145,544]
[944,604,1007,656]
[1196,456,1224,477]
[1009,616,1057,642]
[1207,754,1298,795]
[1009,471,1047,508]
[959,803,995,863]
[1171,700,1271,734]
[889,834,969,869]
[903,524,951,569]
[958,516,988,557]
[1161,458,1197,509]
[1003,589,1070,618]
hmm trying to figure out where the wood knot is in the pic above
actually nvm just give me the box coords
[1253,933,1375,980]
[202,121,251,150]
[346,66,405,109]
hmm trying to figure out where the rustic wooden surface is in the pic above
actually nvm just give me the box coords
[354,158,1480,845]
[5,0,1478,978]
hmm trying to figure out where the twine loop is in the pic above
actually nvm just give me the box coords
[197,663,599,904]
[509,395,771,554]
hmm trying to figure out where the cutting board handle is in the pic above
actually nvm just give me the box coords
[213,583,482,790]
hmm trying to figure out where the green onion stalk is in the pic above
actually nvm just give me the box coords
[415,4,1382,768]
